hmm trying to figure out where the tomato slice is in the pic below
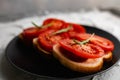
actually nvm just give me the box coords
[38,30,69,52]
[65,23,86,37]
[22,18,65,44]
[22,27,39,44]
[43,18,66,30]
[59,39,105,58]
[74,33,114,51]
[67,23,86,33]
[22,27,48,44]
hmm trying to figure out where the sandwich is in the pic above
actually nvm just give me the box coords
[52,38,113,73]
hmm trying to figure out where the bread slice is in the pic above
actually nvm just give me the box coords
[33,38,51,55]
[19,33,33,46]
[19,33,23,40]
[53,44,112,73]
[19,33,28,44]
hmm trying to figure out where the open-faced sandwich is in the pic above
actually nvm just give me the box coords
[19,18,114,73]
[19,18,66,46]
[53,33,113,73]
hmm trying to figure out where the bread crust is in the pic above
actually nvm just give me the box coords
[19,33,24,41]
[33,38,51,55]
[53,44,112,73]
[19,33,32,46]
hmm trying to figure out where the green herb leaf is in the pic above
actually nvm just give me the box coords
[31,21,53,29]
[31,22,40,28]
[42,22,53,29]
[73,33,95,45]
[52,24,72,35]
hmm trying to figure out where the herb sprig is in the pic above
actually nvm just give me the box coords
[73,33,95,45]
[31,22,52,29]
[52,24,72,35]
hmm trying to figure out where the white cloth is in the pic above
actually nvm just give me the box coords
[0,9,120,80]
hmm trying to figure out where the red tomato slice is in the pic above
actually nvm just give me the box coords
[23,27,39,38]
[22,18,65,44]
[67,23,86,33]
[22,27,39,44]
[38,30,69,52]
[74,33,114,51]
[43,18,66,30]
[22,27,48,44]
[59,39,105,58]
[65,23,86,37]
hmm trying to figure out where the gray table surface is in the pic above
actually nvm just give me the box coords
[0,9,120,80]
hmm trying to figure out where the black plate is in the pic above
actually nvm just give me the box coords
[5,25,120,80]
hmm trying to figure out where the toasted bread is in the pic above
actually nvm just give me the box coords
[19,33,32,46]
[19,33,29,45]
[19,33,23,41]
[33,38,51,55]
[53,44,112,73]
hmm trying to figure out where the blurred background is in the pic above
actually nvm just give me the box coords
[0,0,120,22]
